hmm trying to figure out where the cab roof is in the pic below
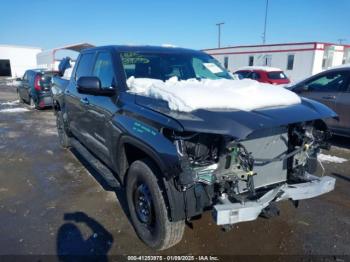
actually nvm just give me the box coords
[82,45,204,54]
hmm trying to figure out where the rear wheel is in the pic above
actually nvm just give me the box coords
[126,159,185,250]
[56,111,71,149]
[29,97,37,109]
[17,91,24,103]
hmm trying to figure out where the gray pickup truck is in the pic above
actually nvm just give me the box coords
[52,45,336,250]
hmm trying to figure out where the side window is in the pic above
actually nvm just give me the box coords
[305,72,347,92]
[264,55,272,66]
[224,57,229,69]
[93,52,115,89]
[248,56,254,66]
[287,54,294,70]
[75,53,95,81]
[22,72,28,81]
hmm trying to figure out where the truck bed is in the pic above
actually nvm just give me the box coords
[51,76,69,97]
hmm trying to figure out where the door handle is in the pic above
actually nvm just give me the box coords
[322,95,336,100]
[80,97,89,105]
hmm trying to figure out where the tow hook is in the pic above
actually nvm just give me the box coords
[260,203,280,219]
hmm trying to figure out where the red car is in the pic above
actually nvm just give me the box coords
[235,66,291,85]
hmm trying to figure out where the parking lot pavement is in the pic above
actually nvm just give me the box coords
[0,83,349,257]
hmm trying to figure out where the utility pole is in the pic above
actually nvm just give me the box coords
[216,22,225,48]
[338,38,347,45]
[262,0,269,44]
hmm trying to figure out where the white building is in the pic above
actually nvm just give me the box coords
[204,42,350,82]
[37,43,94,71]
[0,44,42,78]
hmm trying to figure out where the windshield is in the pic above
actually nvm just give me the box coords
[267,71,288,80]
[120,52,232,81]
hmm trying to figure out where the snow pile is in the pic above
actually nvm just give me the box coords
[127,77,301,112]
[0,100,19,106]
[0,108,29,113]
[318,154,347,164]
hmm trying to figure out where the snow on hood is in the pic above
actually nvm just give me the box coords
[127,77,301,112]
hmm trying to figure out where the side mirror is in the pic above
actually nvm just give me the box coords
[16,77,22,81]
[77,77,115,96]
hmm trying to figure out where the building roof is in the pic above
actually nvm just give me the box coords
[203,42,349,51]
[38,43,95,57]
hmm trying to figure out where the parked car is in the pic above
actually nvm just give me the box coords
[17,69,55,109]
[288,65,350,137]
[235,66,291,85]
[52,45,336,250]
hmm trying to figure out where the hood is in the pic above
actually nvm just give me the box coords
[135,95,337,139]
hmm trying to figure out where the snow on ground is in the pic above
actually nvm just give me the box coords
[0,100,19,106]
[318,153,348,164]
[0,108,29,113]
[127,76,301,112]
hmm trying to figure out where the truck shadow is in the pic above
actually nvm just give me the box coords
[330,135,350,150]
[56,211,113,261]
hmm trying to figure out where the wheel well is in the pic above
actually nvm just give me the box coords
[121,144,181,221]
[121,143,151,183]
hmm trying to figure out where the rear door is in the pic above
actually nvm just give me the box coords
[65,52,96,146]
[297,70,349,129]
[83,51,117,163]
[18,71,29,100]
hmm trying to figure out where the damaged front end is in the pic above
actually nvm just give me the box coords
[166,120,336,226]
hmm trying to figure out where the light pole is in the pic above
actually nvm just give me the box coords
[216,22,225,48]
[262,0,269,44]
[338,38,347,45]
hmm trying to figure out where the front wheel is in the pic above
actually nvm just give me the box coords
[56,111,71,149]
[126,159,185,250]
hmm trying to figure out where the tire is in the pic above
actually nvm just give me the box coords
[29,97,37,109]
[126,159,185,250]
[56,111,71,149]
[17,91,24,103]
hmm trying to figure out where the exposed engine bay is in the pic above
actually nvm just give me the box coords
[169,120,331,205]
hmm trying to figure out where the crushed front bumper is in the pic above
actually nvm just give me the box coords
[213,175,335,225]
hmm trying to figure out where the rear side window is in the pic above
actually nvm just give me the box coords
[236,71,251,78]
[267,72,287,79]
[93,52,115,89]
[22,71,28,81]
[251,72,261,80]
[75,53,95,81]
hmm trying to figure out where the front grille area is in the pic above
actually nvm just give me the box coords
[241,127,288,189]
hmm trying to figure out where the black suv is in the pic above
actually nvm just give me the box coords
[17,69,54,109]
[52,45,336,250]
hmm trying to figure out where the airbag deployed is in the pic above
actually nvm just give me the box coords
[127,77,301,112]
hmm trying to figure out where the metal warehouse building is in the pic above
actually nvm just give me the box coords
[0,45,42,78]
[204,42,350,81]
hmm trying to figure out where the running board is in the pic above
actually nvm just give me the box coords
[70,138,121,189]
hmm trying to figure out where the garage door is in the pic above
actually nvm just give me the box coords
[0,59,12,77]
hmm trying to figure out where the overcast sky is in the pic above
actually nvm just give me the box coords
[0,0,349,50]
